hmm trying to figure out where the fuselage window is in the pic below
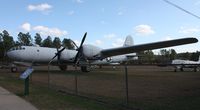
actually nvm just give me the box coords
[37,49,39,52]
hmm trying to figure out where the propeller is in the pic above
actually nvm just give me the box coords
[50,32,87,65]
[74,32,87,64]
[51,46,66,64]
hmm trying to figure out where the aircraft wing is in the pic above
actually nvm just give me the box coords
[100,37,198,58]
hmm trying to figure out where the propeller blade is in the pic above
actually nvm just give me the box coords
[51,47,65,62]
[74,32,87,63]
[57,47,65,62]
[58,47,66,53]
[51,53,58,61]
[80,32,87,48]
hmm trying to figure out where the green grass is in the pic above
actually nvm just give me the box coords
[0,75,124,110]
[130,94,200,110]
[1,66,200,110]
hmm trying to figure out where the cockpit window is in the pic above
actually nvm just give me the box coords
[9,46,25,51]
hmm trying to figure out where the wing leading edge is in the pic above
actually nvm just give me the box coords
[100,37,198,58]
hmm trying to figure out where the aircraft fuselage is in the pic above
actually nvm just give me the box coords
[7,46,77,63]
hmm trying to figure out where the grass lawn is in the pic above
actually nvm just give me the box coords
[0,73,124,110]
[1,66,200,110]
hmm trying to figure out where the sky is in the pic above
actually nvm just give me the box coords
[0,0,199,54]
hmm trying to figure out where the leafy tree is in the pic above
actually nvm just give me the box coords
[42,36,53,47]
[0,35,2,42]
[0,35,3,59]
[144,50,154,64]
[160,49,168,57]
[0,30,15,51]
[62,38,75,49]
[190,51,200,61]
[136,51,145,64]
[177,52,191,60]
[169,49,177,60]
[14,41,21,47]
[0,30,15,61]
[34,33,42,46]
[159,49,171,62]
[17,32,32,46]
[53,37,61,48]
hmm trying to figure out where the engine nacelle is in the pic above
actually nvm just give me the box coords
[60,49,77,61]
[82,44,102,59]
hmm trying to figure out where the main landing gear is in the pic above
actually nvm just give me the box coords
[59,65,68,71]
[81,66,90,72]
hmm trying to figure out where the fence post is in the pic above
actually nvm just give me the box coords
[124,65,129,106]
[75,74,78,95]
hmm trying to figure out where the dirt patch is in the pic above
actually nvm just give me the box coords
[1,65,200,109]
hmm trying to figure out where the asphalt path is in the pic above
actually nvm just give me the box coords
[0,86,38,110]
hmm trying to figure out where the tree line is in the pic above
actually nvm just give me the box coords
[0,30,199,63]
[136,49,200,64]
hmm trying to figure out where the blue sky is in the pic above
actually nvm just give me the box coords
[0,0,199,53]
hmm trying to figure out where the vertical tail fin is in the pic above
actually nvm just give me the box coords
[123,35,134,47]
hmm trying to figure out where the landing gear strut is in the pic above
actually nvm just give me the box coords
[81,66,90,72]
[59,65,67,71]
[180,67,184,72]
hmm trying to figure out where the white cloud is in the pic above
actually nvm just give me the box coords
[20,22,31,32]
[20,22,68,37]
[134,24,155,36]
[67,10,75,15]
[33,25,68,37]
[76,0,84,3]
[74,40,80,46]
[112,38,124,47]
[117,7,125,16]
[95,40,103,45]
[161,36,173,41]
[179,27,200,34]
[28,3,52,12]
[104,33,116,39]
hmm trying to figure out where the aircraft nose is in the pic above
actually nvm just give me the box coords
[6,51,15,59]
[6,51,11,58]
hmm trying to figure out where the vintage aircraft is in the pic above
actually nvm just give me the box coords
[171,56,200,72]
[6,32,198,72]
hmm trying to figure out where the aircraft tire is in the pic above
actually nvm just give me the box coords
[59,65,67,71]
[11,67,17,72]
[194,67,197,72]
[81,66,90,72]
[180,68,184,72]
